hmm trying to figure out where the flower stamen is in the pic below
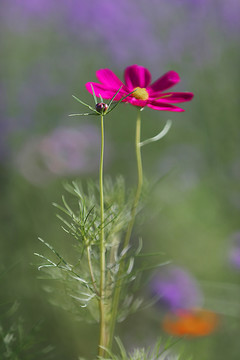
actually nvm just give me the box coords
[132,87,149,101]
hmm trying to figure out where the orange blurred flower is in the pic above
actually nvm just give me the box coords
[162,308,219,337]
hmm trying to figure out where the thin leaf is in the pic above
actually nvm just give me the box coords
[107,85,123,109]
[98,345,115,359]
[62,195,75,217]
[68,112,98,116]
[106,89,136,114]
[72,95,97,112]
[115,337,127,359]
[70,292,95,303]
[37,264,57,270]
[34,253,57,270]
[38,238,68,266]
[53,202,71,217]
[119,245,131,259]
[126,257,134,275]
[56,214,73,230]
[135,237,143,256]
[90,84,98,105]
[61,226,71,234]
[84,205,95,225]
[159,337,183,357]
[71,275,88,284]
[140,119,172,147]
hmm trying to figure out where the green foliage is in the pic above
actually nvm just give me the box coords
[70,87,136,117]
[97,337,188,360]
[55,177,133,247]
[35,177,143,322]
[35,177,168,326]
[0,303,53,360]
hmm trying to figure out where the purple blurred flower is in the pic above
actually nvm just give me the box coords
[1,0,239,160]
[1,0,60,30]
[18,62,67,116]
[220,0,240,33]
[228,232,240,269]
[16,124,109,185]
[2,0,239,69]
[69,0,159,66]
[150,265,203,311]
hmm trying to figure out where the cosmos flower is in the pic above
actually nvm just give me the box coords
[85,64,193,112]
[162,308,219,337]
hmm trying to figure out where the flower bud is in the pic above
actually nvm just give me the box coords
[95,102,108,114]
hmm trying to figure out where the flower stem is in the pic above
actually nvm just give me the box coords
[87,246,99,296]
[123,109,143,250]
[98,114,107,357]
[108,109,143,350]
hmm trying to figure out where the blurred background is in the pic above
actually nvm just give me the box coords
[1,0,240,359]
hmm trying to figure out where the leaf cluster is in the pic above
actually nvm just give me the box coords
[0,302,53,360]
[35,176,169,323]
[98,337,189,360]
[70,86,136,117]
[35,177,138,321]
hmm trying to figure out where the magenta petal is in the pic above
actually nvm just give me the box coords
[85,82,125,100]
[149,71,181,93]
[96,68,124,89]
[124,64,152,90]
[127,98,148,107]
[152,92,194,103]
[147,100,185,112]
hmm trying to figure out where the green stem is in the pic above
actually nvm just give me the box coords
[86,246,99,296]
[98,114,107,357]
[123,109,143,249]
[108,109,143,350]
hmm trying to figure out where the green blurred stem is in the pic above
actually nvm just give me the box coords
[98,114,108,357]
[87,246,99,296]
[108,109,143,350]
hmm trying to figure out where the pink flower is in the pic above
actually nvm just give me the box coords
[85,64,194,112]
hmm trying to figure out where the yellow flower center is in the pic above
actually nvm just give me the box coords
[132,87,149,100]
